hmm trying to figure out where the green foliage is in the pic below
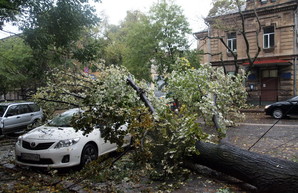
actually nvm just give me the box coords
[149,0,191,75]
[208,0,245,17]
[121,11,155,81]
[34,63,154,146]
[216,188,233,193]
[166,63,247,135]
[34,60,247,180]
[22,0,99,50]
[148,107,206,180]
[13,0,101,74]
[0,36,44,94]
[0,0,31,29]
[102,1,192,81]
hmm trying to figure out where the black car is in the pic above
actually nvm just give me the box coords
[265,96,298,119]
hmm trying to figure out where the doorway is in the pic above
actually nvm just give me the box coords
[261,69,278,102]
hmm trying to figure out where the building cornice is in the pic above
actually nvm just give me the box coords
[205,1,297,23]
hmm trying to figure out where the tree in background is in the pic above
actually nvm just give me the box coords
[102,0,192,81]
[121,10,156,81]
[208,0,245,17]
[0,0,102,98]
[149,0,191,76]
[20,0,100,71]
[0,0,31,30]
[0,36,42,98]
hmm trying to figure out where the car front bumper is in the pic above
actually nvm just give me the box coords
[15,142,83,168]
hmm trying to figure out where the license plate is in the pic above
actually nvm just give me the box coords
[21,153,40,161]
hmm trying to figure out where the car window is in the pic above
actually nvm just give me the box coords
[0,105,8,117]
[288,96,298,102]
[28,104,40,112]
[19,104,32,114]
[47,110,78,127]
[6,105,20,117]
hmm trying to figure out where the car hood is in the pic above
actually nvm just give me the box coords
[268,101,290,106]
[22,125,83,140]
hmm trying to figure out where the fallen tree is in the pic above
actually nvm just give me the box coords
[127,76,298,192]
[185,141,298,193]
[34,64,298,192]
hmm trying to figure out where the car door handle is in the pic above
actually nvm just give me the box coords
[16,116,21,119]
[30,114,34,116]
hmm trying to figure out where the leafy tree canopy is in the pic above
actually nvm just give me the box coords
[208,0,245,17]
[149,0,191,75]
[0,36,44,95]
[103,0,192,81]
[0,0,31,29]
[21,0,100,51]
[33,60,247,179]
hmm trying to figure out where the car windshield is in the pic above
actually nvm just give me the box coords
[47,109,79,127]
[288,96,298,102]
[0,105,8,117]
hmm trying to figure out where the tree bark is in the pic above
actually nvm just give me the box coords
[126,77,155,114]
[187,141,298,193]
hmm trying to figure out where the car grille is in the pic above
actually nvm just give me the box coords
[22,141,55,150]
[16,156,53,165]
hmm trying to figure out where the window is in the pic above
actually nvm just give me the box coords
[6,106,20,117]
[28,104,40,112]
[260,0,268,4]
[19,105,31,114]
[262,69,278,78]
[227,32,237,52]
[263,26,275,49]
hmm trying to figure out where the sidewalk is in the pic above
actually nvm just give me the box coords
[240,107,264,113]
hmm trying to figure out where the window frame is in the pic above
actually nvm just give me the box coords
[263,26,275,49]
[227,32,237,52]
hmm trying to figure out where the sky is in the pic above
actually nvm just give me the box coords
[96,0,212,31]
[0,0,213,46]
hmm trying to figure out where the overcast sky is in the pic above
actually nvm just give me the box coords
[97,0,212,31]
[0,0,213,44]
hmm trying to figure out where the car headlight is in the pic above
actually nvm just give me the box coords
[54,138,80,149]
[265,105,271,109]
[17,136,23,145]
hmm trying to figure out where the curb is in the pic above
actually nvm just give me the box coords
[240,109,264,113]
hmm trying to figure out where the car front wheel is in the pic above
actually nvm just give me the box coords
[272,108,284,119]
[80,143,98,167]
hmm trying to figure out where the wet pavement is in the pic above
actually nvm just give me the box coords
[0,112,297,192]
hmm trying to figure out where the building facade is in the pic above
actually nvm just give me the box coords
[194,0,298,105]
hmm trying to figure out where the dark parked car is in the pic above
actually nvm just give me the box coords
[265,96,298,119]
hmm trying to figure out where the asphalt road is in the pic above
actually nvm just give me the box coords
[0,112,297,193]
[226,112,298,161]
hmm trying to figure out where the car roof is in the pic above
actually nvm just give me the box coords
[0,101,35,106]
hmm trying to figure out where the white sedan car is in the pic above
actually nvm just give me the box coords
[15,108,131,168]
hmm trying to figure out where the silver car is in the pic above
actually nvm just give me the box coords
[0,102,43,135]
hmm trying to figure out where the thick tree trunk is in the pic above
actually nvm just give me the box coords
[188,141,298,193]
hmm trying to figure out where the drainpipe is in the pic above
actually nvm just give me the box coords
[207,27,211,63]
[294,7,298,96]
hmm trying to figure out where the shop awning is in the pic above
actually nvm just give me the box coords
[243,59,291,66]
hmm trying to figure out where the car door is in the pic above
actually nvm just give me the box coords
[18,104,33,126]
[28,103,42,120]
[287,97,298,115]
[2,105,23,133]
[99,128,116,155]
